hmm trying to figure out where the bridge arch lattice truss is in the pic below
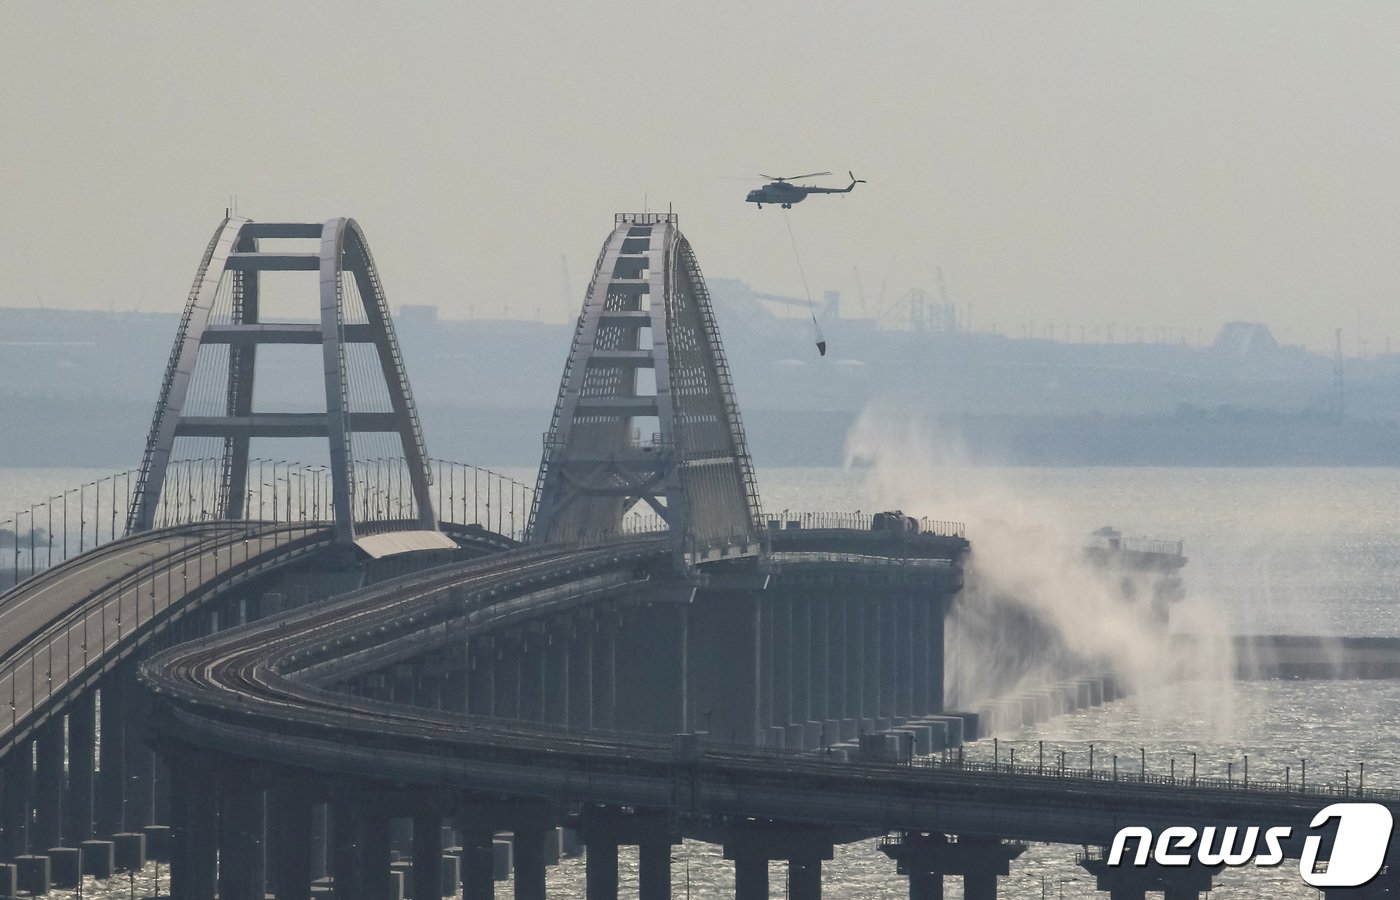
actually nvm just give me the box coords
[528,213,763,550]
[127,217,435,543]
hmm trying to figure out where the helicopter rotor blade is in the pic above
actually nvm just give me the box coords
[759,171,832,182]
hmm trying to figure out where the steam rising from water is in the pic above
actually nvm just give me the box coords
[845,409,1239,737]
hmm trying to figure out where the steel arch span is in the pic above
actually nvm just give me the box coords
[528,213,763,553]
[127,217,435,543]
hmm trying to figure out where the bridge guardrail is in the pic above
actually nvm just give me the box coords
[766,512,966,538]
[0,523,331,754]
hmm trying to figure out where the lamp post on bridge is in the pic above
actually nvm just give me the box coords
[29,504,39,578]
[63,488,76,562]
[47,496,58,569]
[1300,758,1306,791]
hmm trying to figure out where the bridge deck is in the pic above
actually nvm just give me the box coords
[141,533,1392,858]
[0,522,330,755]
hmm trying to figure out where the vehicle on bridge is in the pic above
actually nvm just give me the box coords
[872,509,920,534]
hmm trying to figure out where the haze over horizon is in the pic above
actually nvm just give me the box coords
[3,2,1398,352]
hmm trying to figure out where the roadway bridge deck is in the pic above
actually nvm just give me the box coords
[133,531,1396,900]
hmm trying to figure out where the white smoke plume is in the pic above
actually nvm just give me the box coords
[844,407,1238,735]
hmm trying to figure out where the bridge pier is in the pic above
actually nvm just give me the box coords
[789,594,811,733]
[880,833,1025,900]
[122,675,157,832]
[513,823,547,900]
[722,822,833,900]
[689,589,760,744]
[494,635,521,719]
[413,809,445,900]
[543,626,569,727]
[567,619,593,730]
[1079,853,1220,900]
[454,814,494,900]
[33,717,64,852]
[807,596,829,739]
[591,615,617,732]
[96,683,125,836]
[575,806,679,900]
[615,601,688,736]
[520,634,546,722]
[168,754,217,900]
[356,809,394,900]
[65,693,96,844]
[467,637,496,717]
[218,772,266,900]
[271,785,317,900]
[2,740,32,859]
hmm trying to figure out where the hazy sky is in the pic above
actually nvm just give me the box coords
[3,2,1398,351]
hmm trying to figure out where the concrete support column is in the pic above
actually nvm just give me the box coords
[826,597,846,726]
[418,673,445,711]
[790,596,811,728]
[543,627,569,727]
[910,872,944,900]
[494,638,521,719]
[513,825,546,900]
[567,622,593,730]
[584,841,618,900]
[358,816,392,900]
[725,824,832,900]
[95,684,125,836]
[33,716,64,851]
[121,675,155,830]
[758,599,774,733]
[808,597,828,725]
[330,803,359,900]
[592,618,617,732]
[442,652,469,715]
[734,858,767,900]
[66,694,96,843]
[577,807,676,900]
[358,823,392,900]
[895,595,913,719]
[1079,855,1218,900]
[929,600,947,713]
[168,755,216,900]
[845,597,865,724]
[614,603,687,736]
[868,599,885,722]
[309,802,329,882]
[881,834,1022,900]
[910,598,930,717]
[271,790,314,900]
[413,810,444,900]
[771,597,792,732]
[520,638,546,722]
[468,638,495,717]
[2,741,32,859]
[638,841,671,900]
[789,858,822,900]
[455,816,494,900]
[218,775,266,900]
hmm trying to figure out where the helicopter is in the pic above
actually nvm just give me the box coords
[745,171,865,208]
